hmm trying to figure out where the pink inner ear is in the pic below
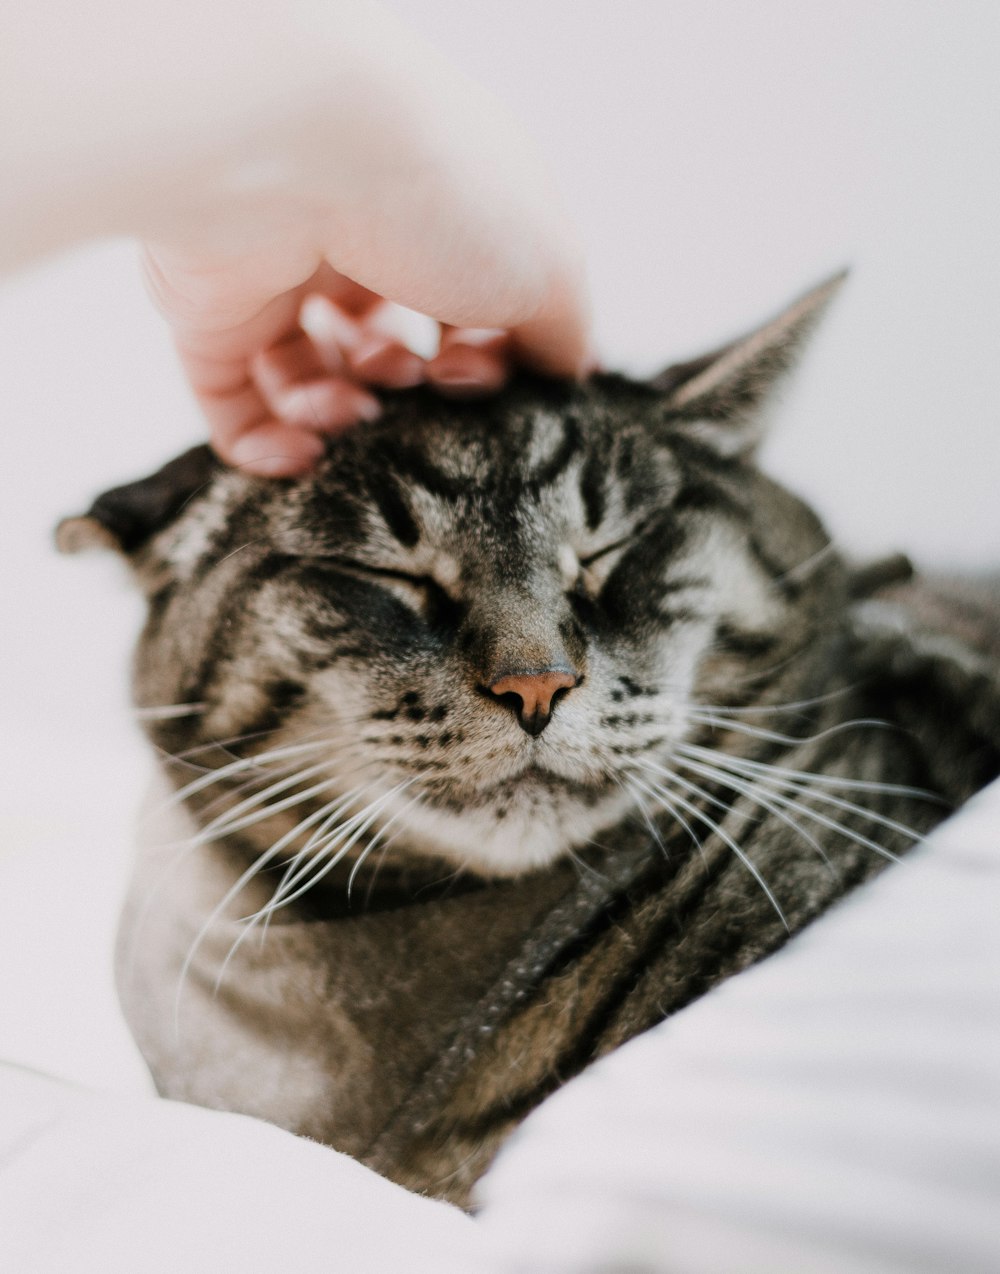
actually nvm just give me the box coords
[650,345,727,398]
[653,272,846,458]
[661,273,844,401]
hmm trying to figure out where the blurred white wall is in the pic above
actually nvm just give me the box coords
[390,0,1000,565]
[0,1,997,1085]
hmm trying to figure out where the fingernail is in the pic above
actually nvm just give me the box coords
[350,341,425,389]
[431,375,496,398]
[439,327,507,352]
[354,394,382,422]
[229,428,324,475]
[428,347,507,397]
[277,383,338,426]
[300,295,363,350]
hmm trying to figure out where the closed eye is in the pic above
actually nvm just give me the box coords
[332,560,435,588]
[308,556,460,624]
[299,555,434,587]
[578,534,637,568]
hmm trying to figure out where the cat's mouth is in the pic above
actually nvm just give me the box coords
[511,761,609,793]
[390,758,635,876]
[422,755,615,811]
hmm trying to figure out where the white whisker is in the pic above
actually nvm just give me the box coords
[153,723,329,772]
[221,783,420,973]
[257,778,387,931]
[190,761,337,844]
[672,750,908,865]
[195,754,324,821]
[679,743,936,837]
[153,738,332,817]
[688,687,854,719]
[689,711,893,748]
[173,778,381,1026]
[253,779,419,921]
[625,775,706,867]
[180,774,344,851]
[628,768,789,928]
[680,740,941,802]
[642,755,837,880]
[347,793,423,900]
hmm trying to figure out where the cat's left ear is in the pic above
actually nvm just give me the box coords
[55,444,220,555]
[653,271,846,458]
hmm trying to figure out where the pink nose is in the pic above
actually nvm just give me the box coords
[487,669,579,736]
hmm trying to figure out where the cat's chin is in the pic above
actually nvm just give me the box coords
[394,781,635,878]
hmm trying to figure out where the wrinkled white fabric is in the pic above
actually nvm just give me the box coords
[1,781,997,1273]
[0,1065,482,1274]
[478,778,1000,1273]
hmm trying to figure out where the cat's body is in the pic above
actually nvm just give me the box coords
[61,279,1000,1205]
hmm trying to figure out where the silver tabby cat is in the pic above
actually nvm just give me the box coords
[60,277,1000,1205]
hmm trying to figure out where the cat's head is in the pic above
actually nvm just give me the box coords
[59,276,847,877]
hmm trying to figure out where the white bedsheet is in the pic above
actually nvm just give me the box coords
[480,776,1000,1273]
[2,779,998,1272]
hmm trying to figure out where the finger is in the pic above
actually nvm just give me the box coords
[249,327,381,431]
[346,332,426,389]
[438,327,509,352]
[426,328,511,396]
[153,257,376,459]
[508,266,595,378]
[252,328,343,394]
[267,378,380,430]
[310,263,385,319]
[299,293,367,370]
[166,285,318,451]
[226,423,328,477]
[300,298,426,387]
[172,310,379,467]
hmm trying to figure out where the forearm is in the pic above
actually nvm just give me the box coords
[2,0,283,266]
[0,0,577,343]
[2,0,588,472]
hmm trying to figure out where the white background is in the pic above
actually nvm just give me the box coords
[0,1,997,1090]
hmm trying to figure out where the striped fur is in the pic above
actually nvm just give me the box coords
[62,278,1000,1205]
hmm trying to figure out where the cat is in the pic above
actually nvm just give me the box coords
[59,275,1000,1206]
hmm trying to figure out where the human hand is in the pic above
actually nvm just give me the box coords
[135,1,590,476]
[3,0,588,475]
[145,258,584,478]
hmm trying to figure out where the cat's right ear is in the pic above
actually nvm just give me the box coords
[55,444,220,556]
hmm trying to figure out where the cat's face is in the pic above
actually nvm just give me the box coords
[61,278,845,877]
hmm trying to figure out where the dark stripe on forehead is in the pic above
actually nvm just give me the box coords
[531,418,582,488]
[669,439,747,521]
[578,445,607,530]
[615,435,636,479]
[371,475,421,547]
[672,477,745,518]
[372,439,465,501]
